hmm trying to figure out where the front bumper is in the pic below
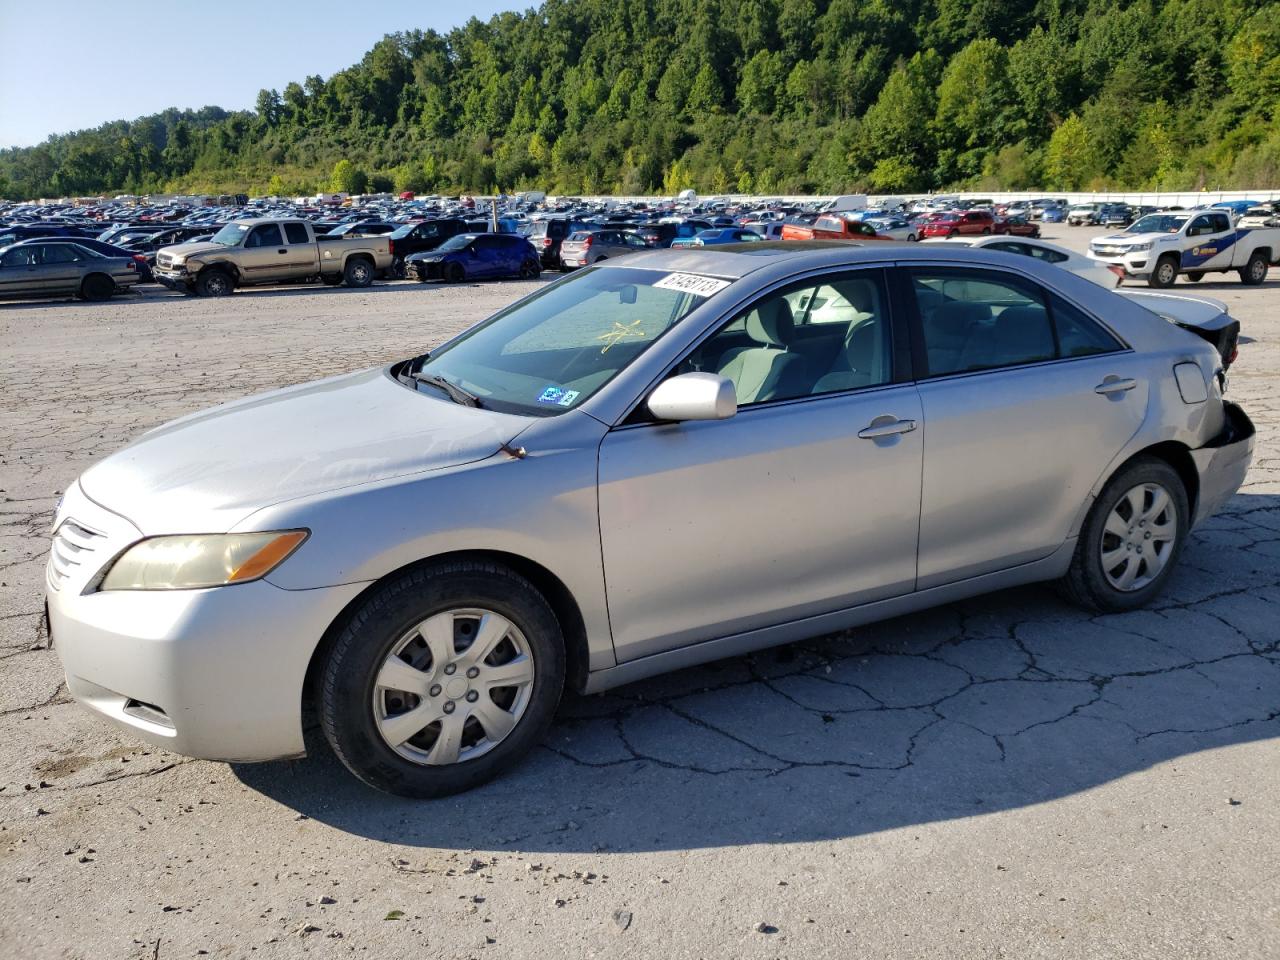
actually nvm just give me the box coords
[1089,251,1149,276]
[1191,402,1255,525]
[407,259,445,280]
[153,268,191,291]
[47,484,367,761]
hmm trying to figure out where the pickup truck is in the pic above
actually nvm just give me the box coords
[780,215,893,242]
[1088,209,1280,288]
[153,218,393,296]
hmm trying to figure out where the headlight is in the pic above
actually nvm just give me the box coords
[100,531,308,591]
[1128,242,1152,252]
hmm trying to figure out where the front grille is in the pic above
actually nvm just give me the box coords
[48,519,106,591]
[156,253,174,269]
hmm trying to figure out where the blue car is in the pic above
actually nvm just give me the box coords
[404,233,542,283]
[1211,200,1257,217]
[668,227,766,248]
[1041,206,1066,224]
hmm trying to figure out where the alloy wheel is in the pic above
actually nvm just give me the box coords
[1100,482,1178,591]
[372,608,535,766]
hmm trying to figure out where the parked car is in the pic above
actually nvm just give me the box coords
[919,210,1001,238]
[524,217,584,267]
[1002,216,1041,238]
[0,240,140,300]
[387,219,474,277]
[1067,204,1100,226]
[558,229,648,268]
[1238,207,1280,228]
[1041,206,1067,224]
[781,214,895,242]
[1118,291,1240,370]
[669,228,766,247]
[21,235,155,282]
[925,235,1122,288]
[153,218,393,296]
[47,242,1254,797]
[741,221,786,240]
[405,233,541,282]
[864,217,919,242]
[1097,204,1134,227]
[327,221,397,237]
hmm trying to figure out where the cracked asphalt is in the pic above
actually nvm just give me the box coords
[1,228,1277,959]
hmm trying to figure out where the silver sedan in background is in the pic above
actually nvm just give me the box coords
[0,240,140,300]
[49,243,1254,797]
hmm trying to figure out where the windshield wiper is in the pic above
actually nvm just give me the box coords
[412,372,482,408]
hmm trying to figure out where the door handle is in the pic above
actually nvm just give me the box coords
[277,248,288,254]
[857,418,917,439]
[1095,377,1137,395]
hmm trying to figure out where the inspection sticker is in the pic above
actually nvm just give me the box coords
[653,273,732,297]
[538,386,580,406]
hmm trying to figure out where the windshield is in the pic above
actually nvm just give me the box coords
[390,224,416,239]
[1127,214,1188,234]
[418,266,718,415]
[210,223,250,246]
[437,234,473,253]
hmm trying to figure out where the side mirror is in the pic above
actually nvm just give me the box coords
[647,373,737,422]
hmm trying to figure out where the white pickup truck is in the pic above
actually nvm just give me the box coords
[1088,209,1280,288]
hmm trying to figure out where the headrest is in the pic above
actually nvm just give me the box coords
[745,297,795,347]
[992,305,1054,356]
[844,280,876,315]
[929,300,990,336]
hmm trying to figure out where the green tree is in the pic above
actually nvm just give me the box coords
[1045,115,1100,189]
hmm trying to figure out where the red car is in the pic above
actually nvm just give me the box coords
[1002,215,1041,238]
[919,209,1002,238]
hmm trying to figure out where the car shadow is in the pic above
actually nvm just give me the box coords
[231,493,1280,854]
[0,276,554,310]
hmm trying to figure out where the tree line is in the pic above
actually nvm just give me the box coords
[1,0,1277,201]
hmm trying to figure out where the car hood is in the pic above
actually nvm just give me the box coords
[78,367,531,535]
[1095,232,1173,246]
[160,240,229,260]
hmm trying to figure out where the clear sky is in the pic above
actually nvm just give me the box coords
[0,0,526,149]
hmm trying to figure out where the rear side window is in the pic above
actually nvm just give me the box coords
[283,222,309,244]
[908,269,1119,377]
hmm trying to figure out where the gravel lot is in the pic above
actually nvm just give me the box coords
[2,229,1277,960]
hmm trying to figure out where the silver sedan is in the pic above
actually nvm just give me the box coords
[48,243,1255,796]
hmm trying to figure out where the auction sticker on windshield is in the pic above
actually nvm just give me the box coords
[653,273,732,297]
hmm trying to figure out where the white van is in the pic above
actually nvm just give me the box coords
[820,194,868,213]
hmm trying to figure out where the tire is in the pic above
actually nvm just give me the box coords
[981,227,992,235]
[321,273,344,286]
[1060,456,1189,613]
[1148,254,1179,288]
[79,273,114,301]
[388,258,407,281]
[519,259,540,280]
[196,269,233,297]
[343,257,374,288]
[445,262,465,283]
[1186,272,1204,283]
[907,233,918,242]
[319,561,566,798]
[1239,251,1268,286]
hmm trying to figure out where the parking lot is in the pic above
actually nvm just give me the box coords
[1,226,1277,959]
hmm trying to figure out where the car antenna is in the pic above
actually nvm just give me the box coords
[500,442,527,460]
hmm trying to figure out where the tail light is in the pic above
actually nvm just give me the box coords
[1227,344,1239,367]
[582,237,593,248]
[388,239,396,256]
[126,260,137,271]
[541,237,552,247]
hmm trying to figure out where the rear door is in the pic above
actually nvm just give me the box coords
[901,265,1146,587]
[280,221,317,274]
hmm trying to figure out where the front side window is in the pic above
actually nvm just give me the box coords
[246,224,284,248]
[910,269,1120,376]
[419,266,715,415]
[675,271,893,405]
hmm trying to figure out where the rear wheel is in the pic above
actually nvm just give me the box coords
[445,262,465,283]
[519,259,540,280]
[1060,457,1188,613]
[981,227,992,235]
[319,561,565,798]
[1186,272,1204,283]
[1239,251,1268,285]
[196,269,233,297]
[79,273,114,301]
[343,257,374,288]
[1148,254,1179,288]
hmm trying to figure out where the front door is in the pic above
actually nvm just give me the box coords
[903,266,1147,588]
[241,223,287,280]
[598,268,923,662]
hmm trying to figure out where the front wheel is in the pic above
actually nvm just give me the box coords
[319,561,566,798]
[1148,255,1179,288]
[1060,457,1188,613]
[1239,251,1268,285]
[343,257,374,288]
[196,269,233,297]
[519,259,540,279]
[906,233,918,242]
